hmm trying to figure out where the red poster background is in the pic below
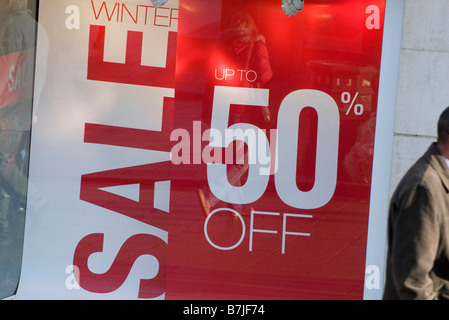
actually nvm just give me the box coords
[166,0,385,299]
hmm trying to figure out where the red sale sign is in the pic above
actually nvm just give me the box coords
[0,49,35,108]
[18,0,401,300]
[166,0,386,299]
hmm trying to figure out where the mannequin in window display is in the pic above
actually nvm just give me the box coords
[0,0,36,262]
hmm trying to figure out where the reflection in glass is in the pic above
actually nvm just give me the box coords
[0,0,37,298]
[199,12,273,217]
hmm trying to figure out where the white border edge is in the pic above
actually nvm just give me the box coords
[363,0,405,300]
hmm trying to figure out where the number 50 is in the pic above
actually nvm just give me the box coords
[207,86,340,210]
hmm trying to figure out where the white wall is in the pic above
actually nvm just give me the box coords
[365,0,449,299]
[390,0,449,190]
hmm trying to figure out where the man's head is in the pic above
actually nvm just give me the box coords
[438,107,449,144]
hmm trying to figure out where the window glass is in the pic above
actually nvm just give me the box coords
[8,0,398,300]
[0,0,37,298]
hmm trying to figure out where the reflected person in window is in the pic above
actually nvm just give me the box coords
[0,0,36,240]
[198,12,273,216]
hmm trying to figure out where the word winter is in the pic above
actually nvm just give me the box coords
[91,0,178,28]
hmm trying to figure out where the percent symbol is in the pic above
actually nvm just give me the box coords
[341,92,364,116]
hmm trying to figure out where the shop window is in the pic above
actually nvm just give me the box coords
[0,0,38,299]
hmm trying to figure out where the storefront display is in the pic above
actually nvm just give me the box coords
[3,0,402,300]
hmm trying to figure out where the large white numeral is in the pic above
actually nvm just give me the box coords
[207,86,340,209]
[275,89,340,209]
[207,86,271,204]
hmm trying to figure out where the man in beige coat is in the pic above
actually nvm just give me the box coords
[383,107,449,299]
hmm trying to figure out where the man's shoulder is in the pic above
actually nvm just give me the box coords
[394,153,445,201]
